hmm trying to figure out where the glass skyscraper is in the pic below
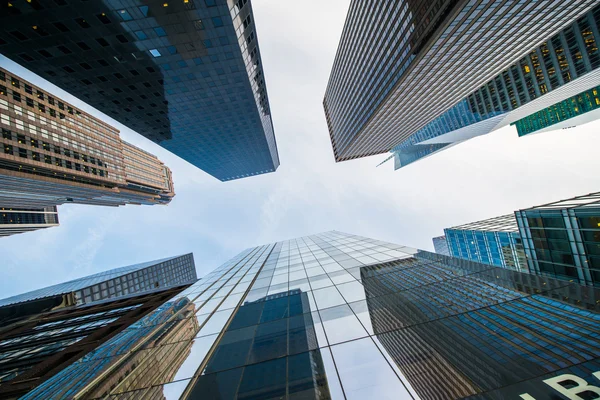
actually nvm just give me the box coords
[0,0,279,181]
[389,6,600,169]
[0,254,197,309]
[444,214,526,271]
[9,231,600,399]
[0,254,197,398]
[324,1,598,164]
[516,192,600,287]
[431,235,449,256]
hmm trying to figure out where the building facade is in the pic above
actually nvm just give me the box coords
[431,235,449,255]
[11,231,600,399]
[0,0,279,181]
[0,253,197,310]
[0,68,175,209]
[516,192,600,287]
[390,6,600,169]
[512,85,600,136]
[445,214,526,271]
[0,206,58,237]
[323,0,597,162]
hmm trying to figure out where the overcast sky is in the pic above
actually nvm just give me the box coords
[2,0,600,298]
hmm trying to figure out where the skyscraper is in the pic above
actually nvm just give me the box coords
[0,0,279,181]
[0,68,175,209]
[431,235,449,255]
[515,192,600,287]
[0,206,59,237]
[444,214,526,271]
[11,232,600,399]
[390,6,600,169]
[0,254,197,309]
[0,254,197,398]
[324,1,598,163]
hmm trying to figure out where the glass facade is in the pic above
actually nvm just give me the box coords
[432,235,449,255]
[0,206,59,237]
[445,214,526,271]
[12,231,600,399]
[516,192,600,287]
[0,0,278,181]
[324,0,597,161]
[0,283,192,399]
[0,254,197,308]
[389,6,600,169]
[512,85,600,136]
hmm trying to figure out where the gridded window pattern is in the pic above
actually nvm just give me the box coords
[0,0,278,182]
[512,85,600,136]
[324,0,598,161]
[0,206,59,237]
[0,68,175,208]
[18,231,600,399]
[390,6,600,169]
[0,254,197,308]
[432,235,450,255]
[516,192,600,287]
[444,214,526,271]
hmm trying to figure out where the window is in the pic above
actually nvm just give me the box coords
[149,49,161,57]
[57,45,72,54]
[97,13,111,24]
[139,6,149,17]
[10,31,28,41]
[77,42,91,50]
[193,20,205,30]
[53,22,69,32]
[38,49,52,58]
[135,30,147,40]
[96,38,110,47]
[212,17,223,27]
[80,63,92,70]
[116,34,128,43]
[75,18,91,28]
[154,27,167,37]
[118,9,133,21]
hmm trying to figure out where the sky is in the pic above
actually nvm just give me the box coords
[1,0,600,298]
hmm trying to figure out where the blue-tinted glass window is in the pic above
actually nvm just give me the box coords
[204,0,216,6]
[237,357,286,399]
[149,49,161,57]
[118,9,133,21]
[167,46,177,55]
[203,40,212,48]
[134,30,147,40]
[154,27,167,37]
[212,17,224,27]
[139,6,149,17]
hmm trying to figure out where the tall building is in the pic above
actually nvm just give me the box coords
[444,214,526,271]
[0,0,279,181]
[10,232,600,399]
[323,1,598,163]
[515,192,600,287]
[0,253,197,310]
[390,6,600,169]
[0,254,196,398]
[0,68,175,209]
[0,206,59,237]
[431,235,449,255]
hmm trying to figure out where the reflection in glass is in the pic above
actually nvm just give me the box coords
[188,290,332,399]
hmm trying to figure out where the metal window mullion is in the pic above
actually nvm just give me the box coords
[572,20,593,73]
